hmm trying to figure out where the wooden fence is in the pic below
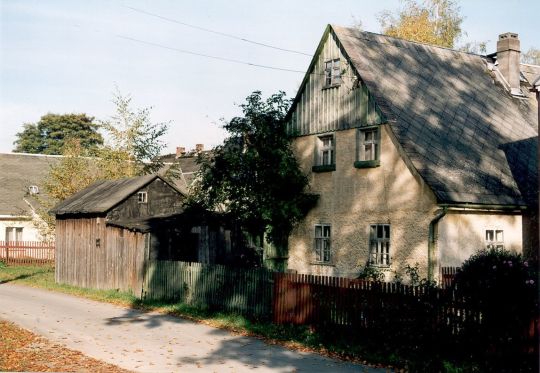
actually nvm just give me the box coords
[440,266,460,288]
[143,261,273,319]
[0,241,55,265]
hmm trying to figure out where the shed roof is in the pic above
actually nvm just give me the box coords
[50,174,184,215]
[293,25,538,207]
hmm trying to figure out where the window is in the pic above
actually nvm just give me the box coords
[355,127,380,168]
[324,59,341,87]
[137,191,148,203]
[314,224,331,263]
[485,229,504,249]
[5,227,23,243]
[369,224,390,266]
[312,134,336,172]
[28,185,39,194]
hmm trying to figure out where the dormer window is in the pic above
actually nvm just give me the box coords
[28,185,39,195]
[324,59,341,87]
[137,191,148,204]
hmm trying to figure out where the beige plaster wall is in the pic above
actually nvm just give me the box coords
[437,212,523,268]
[288,125,440,279]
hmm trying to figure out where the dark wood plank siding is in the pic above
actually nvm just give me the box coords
[288,32,384,136]
[107,178,184,221]
[55,217,147,296]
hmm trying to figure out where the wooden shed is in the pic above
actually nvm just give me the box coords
[51,174,187,296]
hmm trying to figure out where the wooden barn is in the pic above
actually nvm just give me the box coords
[51,174,188,296]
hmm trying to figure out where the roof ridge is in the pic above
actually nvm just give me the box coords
[331,24,485,58]
[0,152,65,158]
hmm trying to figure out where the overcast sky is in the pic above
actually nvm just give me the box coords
[1,0,538,155]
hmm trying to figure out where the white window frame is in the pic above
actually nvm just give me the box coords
[358,127,380,162]
[137,191,148,204]
[5,227,23,243]
[485,229,504,249]
[324,59,341,87]
[317,134,335,166]
[369,224,390,266]
[314,224,331,263]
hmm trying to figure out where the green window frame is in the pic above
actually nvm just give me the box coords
[355,126,381,168]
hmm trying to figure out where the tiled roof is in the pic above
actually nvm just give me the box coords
[0,153,62,215]
[331,25,538,207]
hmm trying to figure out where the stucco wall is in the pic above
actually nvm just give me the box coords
[437,212,523,267]
[288,125,439,279]
[0,218,42,241]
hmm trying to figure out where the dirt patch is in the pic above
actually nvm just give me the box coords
[0,320,132,372]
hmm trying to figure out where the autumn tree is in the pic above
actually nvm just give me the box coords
[33,91,171,239]
[377,0,464,48]
[13,113,103,155]
[191,91,317,265]
[522,47,540,65]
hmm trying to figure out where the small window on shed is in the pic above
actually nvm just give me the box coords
[137,191,148,204]
[28,185,39,195]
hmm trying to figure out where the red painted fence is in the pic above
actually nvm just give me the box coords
[0,241,55,265]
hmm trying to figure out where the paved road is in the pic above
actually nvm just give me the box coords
[0,283,386,373]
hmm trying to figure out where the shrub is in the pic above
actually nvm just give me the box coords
[453,248,538,371]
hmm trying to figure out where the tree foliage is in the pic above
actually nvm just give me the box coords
[378,0,463,48]
[13,113,103,155]
[33,91,171,239]
[191,91,317,245]
[522,47,540,65]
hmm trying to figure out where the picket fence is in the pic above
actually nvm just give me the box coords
[0,241,55,265]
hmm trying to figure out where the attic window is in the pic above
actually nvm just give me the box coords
[324,59,341,87]
[137,191,148,204]
[28,185,39,195]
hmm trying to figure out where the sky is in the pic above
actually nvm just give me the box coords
[1,0,539,155]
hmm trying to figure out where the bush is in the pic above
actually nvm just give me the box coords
[453,248,538,371]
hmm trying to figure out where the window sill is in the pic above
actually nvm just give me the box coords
[310,262,335,266]
[322,84,341,90]
[312,164,336,173]
[354,160,380,168]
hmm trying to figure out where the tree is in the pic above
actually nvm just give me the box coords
[522,47,540,65]
[377,0,464,48]
[191,91,317,249]
[33,91,171,239]
[13,113,103,155]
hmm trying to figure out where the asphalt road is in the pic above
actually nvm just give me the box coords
[0,283,386,373]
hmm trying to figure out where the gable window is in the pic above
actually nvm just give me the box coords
[314,224,331,263]
[137,191,148,204]
[312,134,336,172]
[28,185,39,195]
[485,229,504,249]
[324,59,341,87]
[369,224,390,266]
[355,127,380,168]
[5,227,23,243]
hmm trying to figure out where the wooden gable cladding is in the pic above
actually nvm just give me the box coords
[287,27,384,136]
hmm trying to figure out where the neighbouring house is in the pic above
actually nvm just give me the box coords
[0,152,61,243]
[285,25,539,281]
[51,173,242,295]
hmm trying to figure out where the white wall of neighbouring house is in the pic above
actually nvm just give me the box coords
[0,218,42,242]
[437,212,523,268]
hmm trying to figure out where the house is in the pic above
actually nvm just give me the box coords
[284,25,539,281]
[0,152,61,242]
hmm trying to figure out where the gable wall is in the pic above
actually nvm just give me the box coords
[288,125,439,279]
[107,178,184,221]
[287,31,383,136]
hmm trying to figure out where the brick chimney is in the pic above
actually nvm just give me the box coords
[175,146,186,158]
[195,144,204,153]
[497,32,521,95]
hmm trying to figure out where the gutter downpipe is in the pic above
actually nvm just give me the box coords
[428,207,447,283]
